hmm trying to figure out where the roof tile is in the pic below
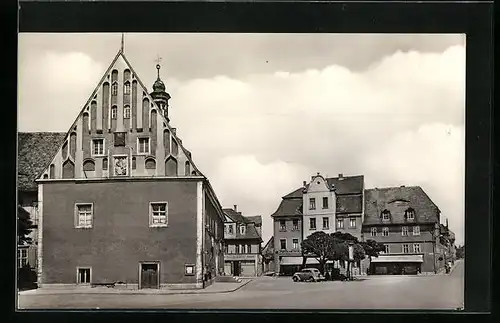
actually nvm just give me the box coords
[363,186,440,225]
[18,132,66,192]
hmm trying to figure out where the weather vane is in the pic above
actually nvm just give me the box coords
[155,55,163,78]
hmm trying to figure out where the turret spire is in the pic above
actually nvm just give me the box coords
[150,55,171,122]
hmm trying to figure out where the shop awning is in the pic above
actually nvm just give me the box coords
[280,257,334,265]
[371,255,423,263]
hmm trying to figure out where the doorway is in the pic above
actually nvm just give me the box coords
[232,261,241,276]
[139,262,160,289]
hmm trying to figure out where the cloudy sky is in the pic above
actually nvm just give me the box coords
[18,33,465,245]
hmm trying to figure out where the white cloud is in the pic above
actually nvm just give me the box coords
[18,51,103,132]
[18,40,465,245]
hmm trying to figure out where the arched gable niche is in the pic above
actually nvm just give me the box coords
[165,156,178,176]
[62,160,75,179]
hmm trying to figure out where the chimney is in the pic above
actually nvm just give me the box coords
[234,205,237,212]
[338,173,344,180]
[303,181,307,187]
[172,128,176,135]
[446,218,449,228]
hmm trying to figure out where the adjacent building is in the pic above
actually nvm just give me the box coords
[18,132,66,271]
[271,173,366,276]
[32,45,225,289]
[362,186,455,275]
[261,236,275,274]
[222,205,263,277]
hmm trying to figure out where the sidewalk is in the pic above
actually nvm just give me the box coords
[19,279,252,296]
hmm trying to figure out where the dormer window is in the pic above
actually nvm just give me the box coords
[239,225,246,235]
[382,210,391,221]
[406,208,415,220]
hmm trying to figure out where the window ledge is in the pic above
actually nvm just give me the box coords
[150,224,168,228]
[75,226,93,229]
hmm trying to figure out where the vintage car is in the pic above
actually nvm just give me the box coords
[292,268,325,282]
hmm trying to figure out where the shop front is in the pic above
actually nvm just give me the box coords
[370,254,424,275]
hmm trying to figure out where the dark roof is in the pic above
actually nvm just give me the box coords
[18,132,66,192]
[270,199,303,218]
[231,224,262,241]
[363,186,440,225]
[245,216,262,226]
[282,175,364,198]
[223,209,263,242]
[223,208,247,223]
[223,208,262,226]
[262,236,274,257]
[336,195,363,214]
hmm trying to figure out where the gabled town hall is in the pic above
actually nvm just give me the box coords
[32,41,225,289]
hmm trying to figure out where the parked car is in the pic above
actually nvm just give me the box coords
[292,268,325,282]
[329,268,348,281]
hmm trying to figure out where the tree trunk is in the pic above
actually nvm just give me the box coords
[347,261,351,280]
[301,255,307,270]
[319,260,326,275]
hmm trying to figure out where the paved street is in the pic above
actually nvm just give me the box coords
[18,260,463,310]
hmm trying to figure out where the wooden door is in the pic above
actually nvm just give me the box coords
[141,264,158,289]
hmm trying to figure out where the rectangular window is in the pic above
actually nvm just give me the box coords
[150,202,168,227]
[279,220,286,231]
[382,212,390,220]
[309,218,316,230]
[224,244,228,254]
[124,106,131,119]
[407,210,415,220]
[382,227,389,237]
[92,139,105,156]
[114,132,126,147]
[111,83,118,96]
[309,198,316,210]
[280,239,286,250]
[292,219,299,231]
[322,197,328,209]
[124,83,131,95]
[224,225,227,234]
[293,239,299,250]
[337,219,344,229]
[403,244,410,253]
[371,227,377,237]
[75,203,93,228]
[322,217,329,230]
[413,243,421,253]
[111,106,117,119]
[349,218,356,228]
[247,244,252,253]
[77,268,91,284]
[413,225,420,236]
[402,226,409,236]
[235,245,240,254]
[137,137,150,154]
[18,249,28,268]
[383,245,390,253]
[113,156,129,176]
